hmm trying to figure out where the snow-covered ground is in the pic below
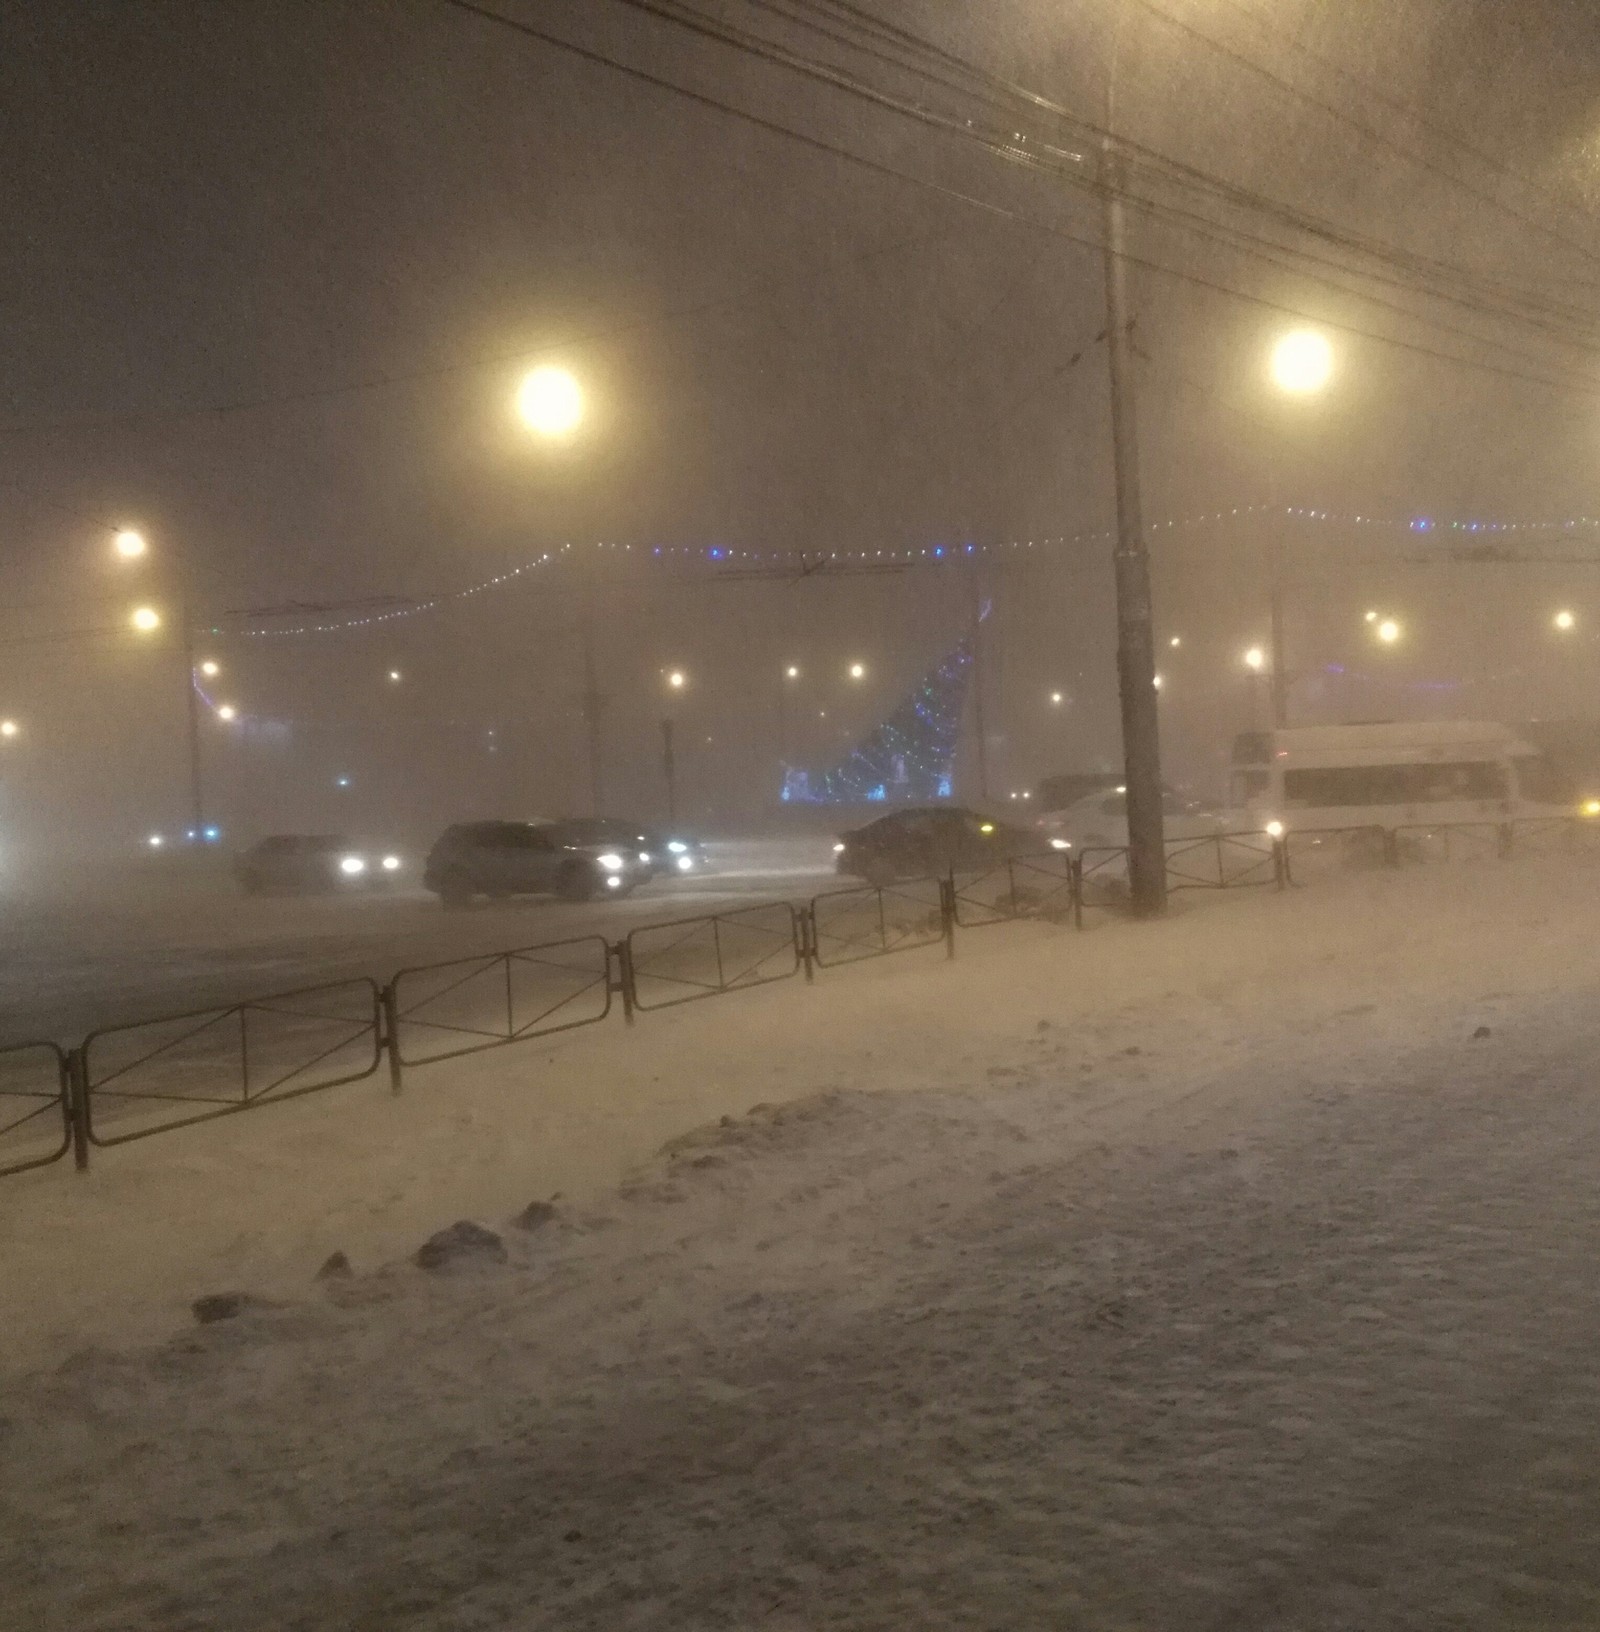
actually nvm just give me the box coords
[5,859,1600,1627]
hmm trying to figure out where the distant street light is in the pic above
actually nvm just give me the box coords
[113,528,147,560]
[1269,328,1334,395]
[0,719,17,739]
[1168,635,1181,648]
[785,665,800,679]
[130,605,161,633]
[666,669,686,690]
[1049,690,1064,705]
[1364,609,1379,623]
[1376,618,1402,644]
[515,365,584,437]
[215,703,238,722]
[848,662,866,680]
[199,659,220,678]
[1153,673,1164,690]
[388,668,402,682]
[1554,609,1577,631]
[1243,646,1266,672]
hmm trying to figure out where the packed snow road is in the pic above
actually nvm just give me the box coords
[0,838,839,1044]
[7,860,1600,1627]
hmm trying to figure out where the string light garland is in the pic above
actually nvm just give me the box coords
[223,506,1600,638]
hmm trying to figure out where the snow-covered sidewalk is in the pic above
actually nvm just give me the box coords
[5,861,1600,1628]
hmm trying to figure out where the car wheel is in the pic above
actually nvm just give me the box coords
[436,873,474,910]
[556,862,596,902]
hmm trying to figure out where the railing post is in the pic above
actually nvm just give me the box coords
[380,984,403,1096]
[66,1047,90,1172]
[799,906,816,984]
[1071,856,1085,930]
[1272,837,1288,891]
[613,939,636,1024]
[940,874,957,960]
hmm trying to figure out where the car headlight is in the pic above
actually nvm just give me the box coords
[1049,837,1071,851]
[638,851,652,864]
[597,851,625,872]
[381,855,401,871]
[339,855,366,875]
[667,840,688,854]
[833,842,846,853]
[676,854,694,872]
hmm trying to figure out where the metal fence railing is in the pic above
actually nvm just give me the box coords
[951,851,1076,928]
[808,876,951,967]
[83,978,382,1148]
[624,902,800,1012]
[11,815,1600,1180]
[388,936,611,1069]
[1165,830,1284,892]
[0,1041,71,1177]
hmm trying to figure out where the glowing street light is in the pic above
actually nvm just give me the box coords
[515,365,583,437]
[1364,609,1379,623]
[1376,618,1402,644]
[1554,609,1577,632]
[1049,690,1064,705]
[1243,646,1266,672]
[1153,673,1164,690]
[1269,328,1334,396]
[215,703,238,722]
[666,669,686,690]
[0,719,17,739]
[848,662,866,680]
[199,659,220,678]
[113,528,147,560]
[1168,635,1181,648]
[785,664,800,679]
[130,605,161,633]
[388,668,402,682]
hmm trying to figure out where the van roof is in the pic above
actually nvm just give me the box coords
[1257,721,1536,756]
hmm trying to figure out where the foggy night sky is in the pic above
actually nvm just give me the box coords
[5,0,1600,854]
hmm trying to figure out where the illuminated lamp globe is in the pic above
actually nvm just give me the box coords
[1269,329,1334,395]
[113,528,148,560]
[130,605,161,633]
[515,366,583,437]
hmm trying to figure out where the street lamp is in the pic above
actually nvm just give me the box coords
[1243,646,1266,672]
[113,528,148,560]
[0,719,17,739]
[1168,635,1181,648]
[515,365,584,437]
[130,605,161,633]
[199,659,220,678]
[666,669,686,690]
[215,703,238,722]
[1376,618,1402,644]
[785,664,800,679]
[1269,328,1334,395]
[1554,609,1577,631]
[1049,690,1064,705]
[388,668,402,682]
[848,662,866,680]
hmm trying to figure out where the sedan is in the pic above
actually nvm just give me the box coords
[834,806,1039,886]
[235,835,403,895]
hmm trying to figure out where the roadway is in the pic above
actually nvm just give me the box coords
[0,838,843,1047]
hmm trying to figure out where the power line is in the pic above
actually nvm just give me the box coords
[437,0,1600,400]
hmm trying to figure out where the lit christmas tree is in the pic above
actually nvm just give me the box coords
[781,637,973,804]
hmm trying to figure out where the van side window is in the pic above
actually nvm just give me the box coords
[1282,761,1506,807]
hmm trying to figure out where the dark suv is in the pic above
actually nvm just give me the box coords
[423,821,645,908]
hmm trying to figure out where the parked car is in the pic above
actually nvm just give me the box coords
[1036,786,1230,852]
[235,835,403,895]
[422,820,648,908]
[833,806,1038,885]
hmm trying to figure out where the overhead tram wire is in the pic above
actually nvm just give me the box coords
[1127,0,1600,291]
[736,0,1600,342]
[612,0,1600,356]
[437,0,1600,401]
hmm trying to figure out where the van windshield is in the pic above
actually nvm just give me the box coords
[1282,760,1507,808]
